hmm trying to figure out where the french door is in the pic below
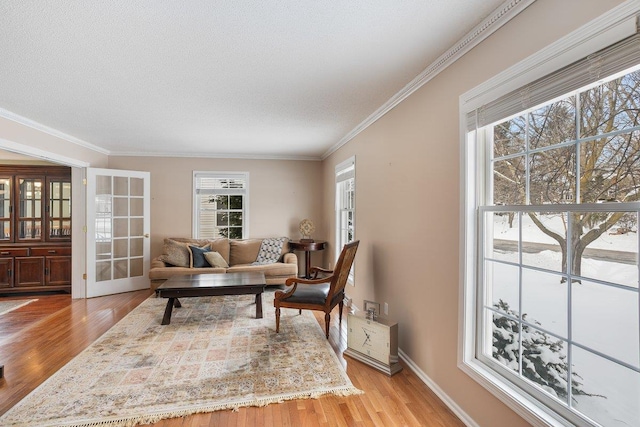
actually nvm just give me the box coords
[86,168,150,297]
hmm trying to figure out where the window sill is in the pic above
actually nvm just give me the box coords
[458,358,571,427]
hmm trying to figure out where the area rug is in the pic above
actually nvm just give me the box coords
[0,299,37,316]
[0,291,361,426]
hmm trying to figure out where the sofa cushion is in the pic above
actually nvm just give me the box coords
[226,262,297,277]
[160,239,190,267]
[204,251,229,268]
[207,238,230,265]
[253,237,288,264]
[170,237,230,265]
[229,239,263,266]
[189,245,211,268]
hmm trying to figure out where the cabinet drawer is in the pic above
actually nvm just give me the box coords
[30,247,72,256]
[0,248,29,257]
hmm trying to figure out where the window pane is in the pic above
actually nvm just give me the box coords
[522,269,567,338]
[580,70,640,138]
[229,195,242,209]
[216,212,228,226]
[486,261,519,316]
[491,311,520,373]
[579,131,640,203]
[529,99,576,149]
[522,327,569,404]
[494,116,526,156]
[572,280,639,367]
[490,211,519,263]
[571,346,640,427]
[215,195,229,209]
[522,212,566,273]
[530,147,576,204]
[229,212,242,226]
[570,212,638,287]
[493,157,526,205]
[228,227,242,239]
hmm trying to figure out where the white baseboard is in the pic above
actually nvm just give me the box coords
[399,348,479,427]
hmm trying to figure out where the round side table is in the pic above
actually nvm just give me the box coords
[289,240,327,278]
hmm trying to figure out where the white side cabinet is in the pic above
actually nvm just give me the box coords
[344,313,402,375]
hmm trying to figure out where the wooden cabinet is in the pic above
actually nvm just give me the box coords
[0,166,71,294]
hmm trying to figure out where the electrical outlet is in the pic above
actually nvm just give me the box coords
[384,302,389,315]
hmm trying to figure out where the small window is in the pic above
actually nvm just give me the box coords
[193,172,248,239]
[335,156,355,283]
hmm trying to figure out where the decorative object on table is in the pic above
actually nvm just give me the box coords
[0,292,362,427]
[345,312,402,376]
[275,240,359,339]
[298,218,315,242]
[363,300,380,320]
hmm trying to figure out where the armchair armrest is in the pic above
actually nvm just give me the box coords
[276,275,333,300]
[309,266,333,279]
[283,252,298,264]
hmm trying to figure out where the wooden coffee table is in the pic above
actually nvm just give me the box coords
[155,272,266,325]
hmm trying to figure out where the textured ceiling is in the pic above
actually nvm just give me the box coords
[0,0,508,160]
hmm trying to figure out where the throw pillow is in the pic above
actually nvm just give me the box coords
[204,251,229,268]
[160,239,190,267]
[188,245,211,268]
[253,237,288,265]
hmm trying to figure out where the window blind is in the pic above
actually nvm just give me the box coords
[466,32,640,131]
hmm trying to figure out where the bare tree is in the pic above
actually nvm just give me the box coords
[493,70,640,278]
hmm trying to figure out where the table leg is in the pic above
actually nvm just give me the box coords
[255,292,263,318]
[304,251,311,278]
[162,297,175,325]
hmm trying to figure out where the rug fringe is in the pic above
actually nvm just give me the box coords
[66,386,364,427]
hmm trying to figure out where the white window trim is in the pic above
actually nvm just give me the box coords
[335,156,356,284]
[192,171,250,239]
[458,3,640,427]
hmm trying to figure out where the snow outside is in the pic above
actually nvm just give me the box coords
[487,214,639,426]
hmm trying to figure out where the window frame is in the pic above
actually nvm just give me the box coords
[335,156,356,284]
[459,6,640,427]
[192,171,249,239]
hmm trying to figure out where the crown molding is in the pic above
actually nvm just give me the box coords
[0,107,110,156]
[109,150,322,162]
[322,0,536,160]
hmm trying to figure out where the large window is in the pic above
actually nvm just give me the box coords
[336,156,355,283]
[462,25,640,427]
[193,172,248,239]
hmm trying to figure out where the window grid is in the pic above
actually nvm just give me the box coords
[194,173,248,240]
[478,66,640,426]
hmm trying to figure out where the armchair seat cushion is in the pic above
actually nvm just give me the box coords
[282,283,330,305]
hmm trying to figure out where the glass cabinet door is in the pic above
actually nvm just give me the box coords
[48,178,71,240]
[0,177,10,241]
[16,177,43,241]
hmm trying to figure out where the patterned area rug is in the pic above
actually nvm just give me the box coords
[0,299,37,316]
[0,291,361,427]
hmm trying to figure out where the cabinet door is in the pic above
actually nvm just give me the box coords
[0,257,13,288]
[46,256,71,286]
[47,178,71,241]
[0,177,11,242]
[15,257,44,287]
[15,176,44,242]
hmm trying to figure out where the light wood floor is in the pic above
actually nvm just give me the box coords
[0,290,465,426]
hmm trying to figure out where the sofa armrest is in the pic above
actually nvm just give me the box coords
[283,253,297,264]
[151,257,169,269]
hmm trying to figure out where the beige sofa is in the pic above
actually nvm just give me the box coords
[149,237,298,289]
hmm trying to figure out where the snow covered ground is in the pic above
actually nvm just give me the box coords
[487,214,639,426]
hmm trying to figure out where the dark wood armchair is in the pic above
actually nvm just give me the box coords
[274,240,359,339]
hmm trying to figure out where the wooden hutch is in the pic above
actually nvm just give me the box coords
[0,165,71,294]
